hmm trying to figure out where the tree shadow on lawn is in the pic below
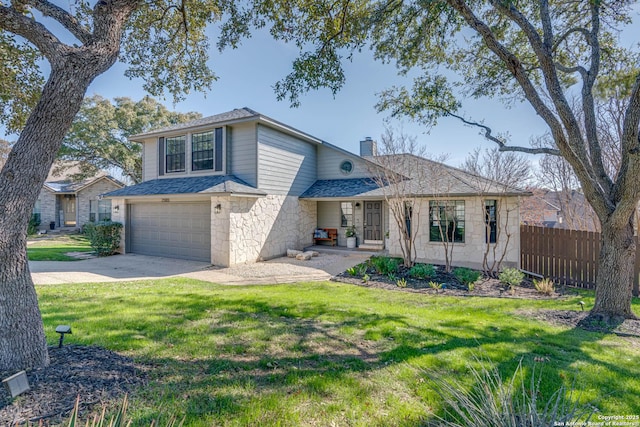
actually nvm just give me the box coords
[110,295,640,425]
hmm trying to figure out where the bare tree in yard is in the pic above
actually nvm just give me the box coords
[425,157,461,273]
[462,148,532,276]
[222,0,639,323]
[367,128,427,267]
[536,152,601,232]
[0,0,224,371]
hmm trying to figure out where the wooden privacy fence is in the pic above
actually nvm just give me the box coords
[520,225,640,297]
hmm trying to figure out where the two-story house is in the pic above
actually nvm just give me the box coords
[106,107,528,268]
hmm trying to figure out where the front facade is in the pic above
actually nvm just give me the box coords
[106,108,528,269]
[34,167,124,231]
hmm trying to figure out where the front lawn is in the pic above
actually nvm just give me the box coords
[36,279,640,426]
[27,234,92,261]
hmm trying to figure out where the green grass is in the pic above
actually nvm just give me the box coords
[27,234,92,261]
[36,279,640,426]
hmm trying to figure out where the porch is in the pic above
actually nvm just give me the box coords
[314,199,388,250]
[303,244,386,256]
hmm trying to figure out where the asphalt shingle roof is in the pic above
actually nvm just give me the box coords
[366,154,529,196]
[130,108,259,138]
[105,175,265,197]
[300,178,382,198]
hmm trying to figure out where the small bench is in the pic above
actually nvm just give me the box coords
[313,228,337,246]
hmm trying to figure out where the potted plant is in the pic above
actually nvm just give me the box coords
[345,226,357,249]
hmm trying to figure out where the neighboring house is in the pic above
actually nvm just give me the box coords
[105,107,529,268]
[520,188,600,232]
[33,163,125,230]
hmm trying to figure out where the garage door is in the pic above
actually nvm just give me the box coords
[128,202,211,262]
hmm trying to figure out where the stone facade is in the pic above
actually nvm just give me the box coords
[34,189,57,230]
[76,178,122,225]
[387,196,521,270]
[209,195,317,267]
[34,177,123,230]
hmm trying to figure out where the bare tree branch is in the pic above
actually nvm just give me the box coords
[443,109,562,156]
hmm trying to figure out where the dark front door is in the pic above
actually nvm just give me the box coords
[364,201,382,241]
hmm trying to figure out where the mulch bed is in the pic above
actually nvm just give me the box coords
[0,345,145,426]
[332,263,565,300]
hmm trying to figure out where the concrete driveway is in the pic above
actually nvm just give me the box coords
[29,252,371,286]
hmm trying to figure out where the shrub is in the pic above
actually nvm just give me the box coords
[369,256,400,275]
[428,281,443,292]
[534,278,555,295]
[396,278,408,288]
[346,266,360,276]
[428,359,596,427]
[27,214,41,235]
[362,274,370,283]
[499,268,525,288]
[84,221,123,256]
[409,263,435,279]
[453,267,481,287]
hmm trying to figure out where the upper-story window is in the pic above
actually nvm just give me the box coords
[166,136,186,173]
[192,131,214,171]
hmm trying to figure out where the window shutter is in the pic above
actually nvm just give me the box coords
[215,128,223,171]
[158,137,165,176]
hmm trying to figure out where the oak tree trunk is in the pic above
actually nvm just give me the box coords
[589,218,638,321]
[0,57,113,371]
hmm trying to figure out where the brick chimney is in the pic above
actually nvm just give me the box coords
[360,137,377,157]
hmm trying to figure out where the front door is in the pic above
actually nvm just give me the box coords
[63,196,76,226]
[364,201,382,241]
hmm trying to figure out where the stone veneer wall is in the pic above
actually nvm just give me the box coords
[109,197,126,254]
[210,196,231,266]
[35,189,57,230]
[387,196,521,270]
[212,196,316,267]
[77,179,123,226]
[297,199,317,249]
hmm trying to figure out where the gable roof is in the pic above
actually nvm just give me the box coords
[129,107,324,147]
[131,108,260,138]
[44,173,124,194]
[104,175,266,198]
[301,154,530,199]
[371,154,529,197]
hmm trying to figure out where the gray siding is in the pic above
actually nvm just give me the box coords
[257,124,317,196]
[230,122,258,187]
[317,145,372,180]
[143,139,158,181]
[317,201,348,247]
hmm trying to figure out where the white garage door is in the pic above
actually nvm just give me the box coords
[129,202,211,262]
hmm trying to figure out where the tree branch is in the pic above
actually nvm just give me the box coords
[444,109,561,156]
[554,62,586,76]
[581,2,611,194]
[29,0,92,44]
[485,0,611,216]
[0,4,65,62]
[552,27,592,53]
